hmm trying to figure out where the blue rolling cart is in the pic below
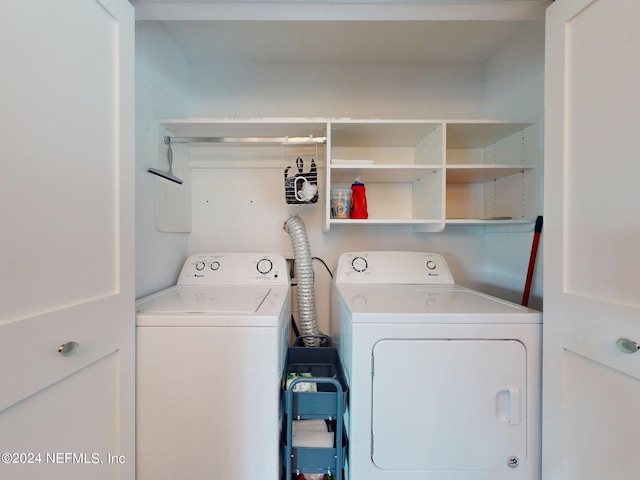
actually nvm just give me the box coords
[282,336,348,480]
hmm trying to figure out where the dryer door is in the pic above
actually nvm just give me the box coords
[372,339,527,472]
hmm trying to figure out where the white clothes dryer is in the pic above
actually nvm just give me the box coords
[136,253,291,480]
[330,251,541,480]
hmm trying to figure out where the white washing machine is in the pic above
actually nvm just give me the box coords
[136,253,291,480]
[330,251,541,480]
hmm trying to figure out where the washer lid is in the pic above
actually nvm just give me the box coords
[136,286,276,314]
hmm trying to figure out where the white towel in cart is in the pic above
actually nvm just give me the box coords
[291,419,334,448]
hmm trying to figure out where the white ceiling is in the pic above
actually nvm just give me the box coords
[134,0,548,3]
[158,20,536,63]
[134,1,548,64]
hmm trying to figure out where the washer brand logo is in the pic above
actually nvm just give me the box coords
[507,456,519,468]
[427,272,439,276]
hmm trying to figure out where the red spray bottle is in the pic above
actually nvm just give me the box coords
[350,178,368,219]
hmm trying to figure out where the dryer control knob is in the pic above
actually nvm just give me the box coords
[352,256,368,273]
[210,261,221,271]
[195,262,206,271]
[257,258,273,274]
[426,260,437,270]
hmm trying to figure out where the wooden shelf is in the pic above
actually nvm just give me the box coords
[327,120,538,231]
[330,164,441,183]
[331,121,441,147]
[446,165,535,183]
[446,122,533,148]
[160,118,328,140]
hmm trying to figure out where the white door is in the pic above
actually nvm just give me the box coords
[0,1,135,479]
[544,0,640,478]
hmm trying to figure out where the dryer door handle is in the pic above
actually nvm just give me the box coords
[508,387,521,425]
[496,387,521,425]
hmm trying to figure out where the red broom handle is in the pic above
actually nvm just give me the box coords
[522,216,543,307]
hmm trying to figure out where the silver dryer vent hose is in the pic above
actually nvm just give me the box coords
[283,215,320,347]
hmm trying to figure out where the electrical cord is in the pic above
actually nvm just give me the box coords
[291,256,333,286]
[291,315,301,338]
[312,256,334,279]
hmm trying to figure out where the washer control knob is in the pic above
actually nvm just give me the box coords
[210,261,221,271]
[426,260,437,270]
[352,256,368,273]
[257,258,273,275]
[195,262,206,271]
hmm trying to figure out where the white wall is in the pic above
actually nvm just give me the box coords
[189,61,486,119]
[484,20,545,310]
[184,60,490,334]
[135,20,546,328]
[187,160,487,333]
[135,22,192,297]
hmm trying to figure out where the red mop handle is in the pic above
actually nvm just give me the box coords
[522,216,543,307]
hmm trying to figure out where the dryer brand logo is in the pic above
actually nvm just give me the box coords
[507,456,520,468]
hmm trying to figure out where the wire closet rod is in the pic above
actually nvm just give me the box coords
[164,135,326,145]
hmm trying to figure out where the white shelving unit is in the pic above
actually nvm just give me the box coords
[155,118,539,233]
[154,119,328,232]
[445,122,537,227]
[325,120,538,231]
[159,118,327,139]
[326,120,445,232]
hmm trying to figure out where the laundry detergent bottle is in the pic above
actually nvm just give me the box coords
[350,178,368,219]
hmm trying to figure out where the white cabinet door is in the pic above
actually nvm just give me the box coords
[544,0,640,478]
[0,1,135,479]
